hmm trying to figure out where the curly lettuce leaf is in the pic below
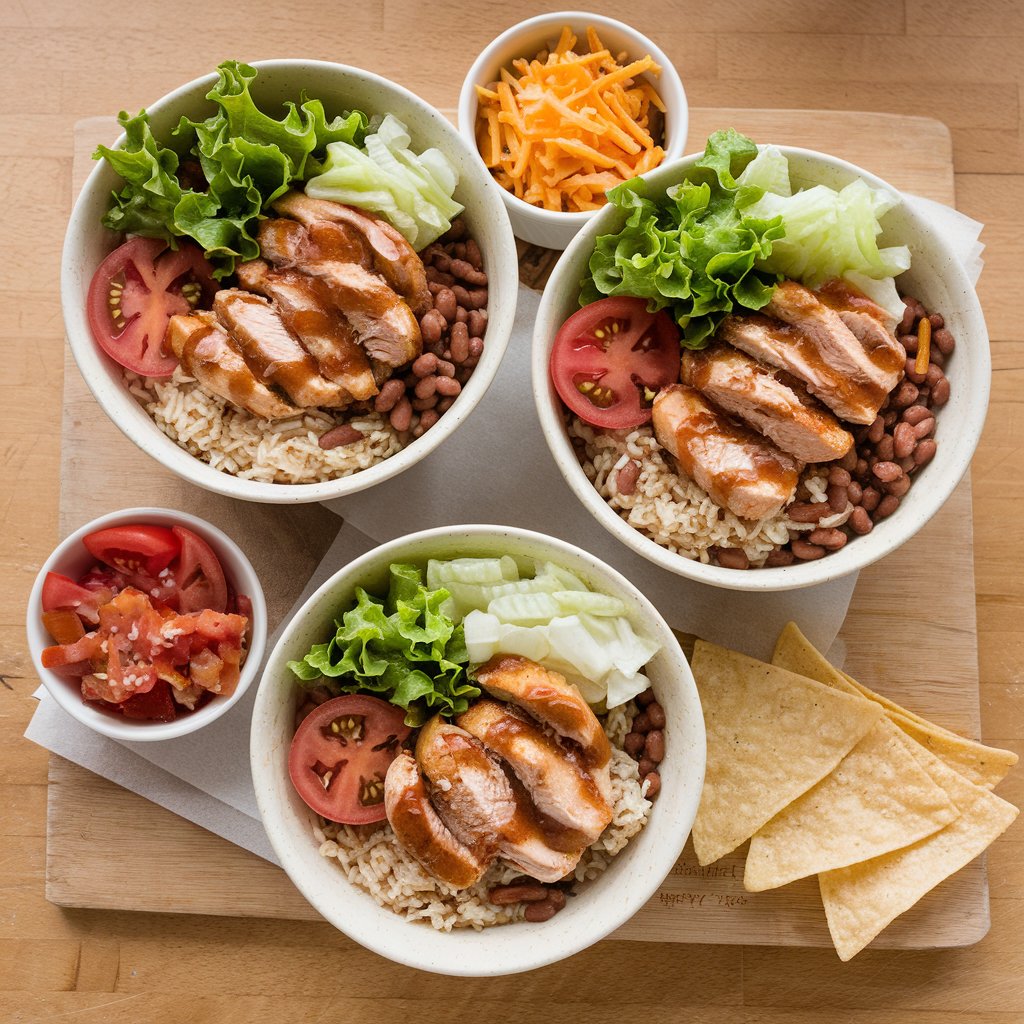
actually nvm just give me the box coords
[286,564,477,727]
[94,60,370,278]
[580,129,785,348]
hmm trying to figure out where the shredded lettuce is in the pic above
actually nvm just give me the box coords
[304,114,463,250]
[580,128,786,348]
[94,60,369,278]
[287,564,476,727]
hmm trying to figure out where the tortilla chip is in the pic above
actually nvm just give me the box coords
[690,640,883,866]
[744,718,959,892]
[773,623,1018,790]
[819,747,1018,961]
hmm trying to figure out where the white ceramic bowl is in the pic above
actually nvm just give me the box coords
[250,524,705,976]
[62,59,518,505]
[533,147,991,591]
[458,12,688,250]
[26,507,267,741]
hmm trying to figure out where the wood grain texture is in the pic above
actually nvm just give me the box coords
[42,109,988,951]
[3,2,1023,1019]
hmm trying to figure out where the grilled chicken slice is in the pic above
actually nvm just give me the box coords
[416,716,514,860]
[728,280,901,424]
[652,384,801,521]
[301,261,422,367]
[235,260,378,401]
[213,290,350,408]
[475,655,612,801]
[166,313,300,420]
[457,699,612,845]
[816,279,906,378]
[414,716,585,883]
[681,343,853,463]
[273,192,431,316]
[384,751,487,890]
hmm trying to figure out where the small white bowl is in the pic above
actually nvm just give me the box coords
[62,59,518,505]
[250,524,705,976]
[458,12,688,250]
[27,507,267,741]
[533,147,991,591]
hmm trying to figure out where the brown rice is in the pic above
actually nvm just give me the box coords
[569,417,851,566]
[313,701,652,931]
[126,368,404,485]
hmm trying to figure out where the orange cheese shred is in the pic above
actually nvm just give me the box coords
[475,25,668,212]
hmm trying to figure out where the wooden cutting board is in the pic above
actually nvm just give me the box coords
[45,108,989,950]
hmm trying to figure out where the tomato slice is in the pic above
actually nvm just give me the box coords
[550,296,681,429]
[171,526,228,614]
[82,524,181,578]
[288,695,411,824]
[86,237,217,377]
[41,571,108,624]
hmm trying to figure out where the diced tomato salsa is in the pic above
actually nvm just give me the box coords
[40,522,251,722]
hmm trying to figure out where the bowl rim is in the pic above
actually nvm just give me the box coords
[60,58,518,505]
[457,10,689,227]
[531,143,991,592]
[249,522,706,975]
[26,506,268,741]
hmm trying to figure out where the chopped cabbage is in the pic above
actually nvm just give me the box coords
[739,145,911,321]
[304,113,464,250]
[431,556,661,708]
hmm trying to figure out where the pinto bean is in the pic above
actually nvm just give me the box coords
[808,528,847,550]
[411,395,438,412]
[616,460,641,495]
[419,409,439,431]
[861,486,881,513]
[624,732,646,757]
[931,376,951,405]
[912,416,935,439]
[848,507,873,535]
[374,378,405,413]
[490,883,549,905]
[791,539,826,561]
[839,447,859,472]
[465,238,483,270]
[716,547,750,570]
[524,898,561,923]
[827,484,848,513]
[877,494,901,518]
[450,258,488,286]
[420,308,445,345]
[867,415,885,443]
[468,309,488,337]
[892,381,920,409]
[827,466,851,488]
[469,336,484,358]
[435,376,462,397]
[414,375,437,399]
[872,461,903,483]
[412,353,439,378]
[635,688,657,707]
[633,712,652,734]
[875,434,895,462]
[318,424,363,450]
[764,548,796,567]
[450,329,470,364]
[434,287,457,322]
[644,730,665,763]
[893,421,916,458]
[787,502,830,523]
[884,474,912,497]
[933,327,955,355]
[929,312,945,329]
[905,357,927,385]
[902,405,933,426]
[847,481,863,504]
[389,396,412,432]
[914,439,937,466]
[643,772,661,798]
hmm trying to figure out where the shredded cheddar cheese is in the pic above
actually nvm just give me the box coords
[475,26,667,213]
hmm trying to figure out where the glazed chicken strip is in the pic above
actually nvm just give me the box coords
[416,716,515,859]
[457,699,612,845]
[257,219,423,367]
[166,313,299,420]
[681,343,853,463]
[384,751,487,890]
[235,260,378,401]
[213,290,351,408]
[719,280,902,425]
[475,655,612,801]
[301,260,423,367]
[273,191,431,316]
[415,716,583,884]
[652,384,802,521]
[815,279,906,378]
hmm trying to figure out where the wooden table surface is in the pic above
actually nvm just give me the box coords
[2,2,1022,1021]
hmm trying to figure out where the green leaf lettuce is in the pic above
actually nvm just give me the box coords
[286,564,477,727]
